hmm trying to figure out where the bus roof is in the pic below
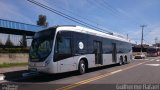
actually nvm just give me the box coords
[50,25,131,43]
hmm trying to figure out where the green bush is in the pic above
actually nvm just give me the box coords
[0,62,28,68]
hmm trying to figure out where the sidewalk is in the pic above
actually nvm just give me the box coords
[0,66,27,74]
[0,66,27,81]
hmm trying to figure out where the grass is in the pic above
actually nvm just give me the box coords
[0,62,28,68]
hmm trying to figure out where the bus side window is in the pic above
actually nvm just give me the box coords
[55,36,72,61]
[58,38,71,55]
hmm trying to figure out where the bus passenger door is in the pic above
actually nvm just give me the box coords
[94,41,103,65]
[112,43,117,63]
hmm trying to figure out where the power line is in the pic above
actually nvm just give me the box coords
[100,0,141,25]
[85,0,122,29]
[42,0,100,27]
[102,0,116,11]
[87,0,140,26]
[143,39,151,45]
[98,0,120,16]
[45,0,114,32]
[87,0,105,12]
[27,0,111,33]
[87,0,119,17]
[101,0,124,16]
[28,0,89,26]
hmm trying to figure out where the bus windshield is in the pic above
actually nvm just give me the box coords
[29,28,56,62]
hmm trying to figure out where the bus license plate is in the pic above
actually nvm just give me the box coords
[30,68,37,72]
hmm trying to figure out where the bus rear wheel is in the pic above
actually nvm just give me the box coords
[124,56,128,64]
[119,57,123,66]
[78,60,86,74]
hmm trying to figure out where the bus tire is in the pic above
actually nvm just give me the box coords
[78,60,86,75]
[124,56,128,64]
[119,56,123,66]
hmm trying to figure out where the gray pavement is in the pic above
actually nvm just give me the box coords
[0,66,27,82]
[1,57,160,90]
[0,66,27,74]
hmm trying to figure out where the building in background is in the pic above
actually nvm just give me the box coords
[132,44,149,52]
[153,43,160,47]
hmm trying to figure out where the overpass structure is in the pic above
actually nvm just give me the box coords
[0,19,44,47]
[0,19,43,36]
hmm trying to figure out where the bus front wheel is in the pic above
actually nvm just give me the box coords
[78,60,86,74]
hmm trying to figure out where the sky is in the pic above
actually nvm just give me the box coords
[0,0,160,45]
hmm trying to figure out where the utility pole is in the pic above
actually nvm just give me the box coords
[155,37,158,44]
[140,25,147,53]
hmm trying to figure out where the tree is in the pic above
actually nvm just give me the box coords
[0,39,3,45]
[37,15,48,27]
[5,34,14,46]
[19,34,27,48]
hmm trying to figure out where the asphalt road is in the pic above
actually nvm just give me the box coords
[1,57,160,90]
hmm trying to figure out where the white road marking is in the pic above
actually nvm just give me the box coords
[133,59,150,60]
[111,69,122,74]
[156,60,160,61]
[133,59,143,60]
[145,64,160,66]
[56,60,152,90]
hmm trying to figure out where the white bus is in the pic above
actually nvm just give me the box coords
[28,25,132,74]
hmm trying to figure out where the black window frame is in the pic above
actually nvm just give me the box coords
[54,31,73,61]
